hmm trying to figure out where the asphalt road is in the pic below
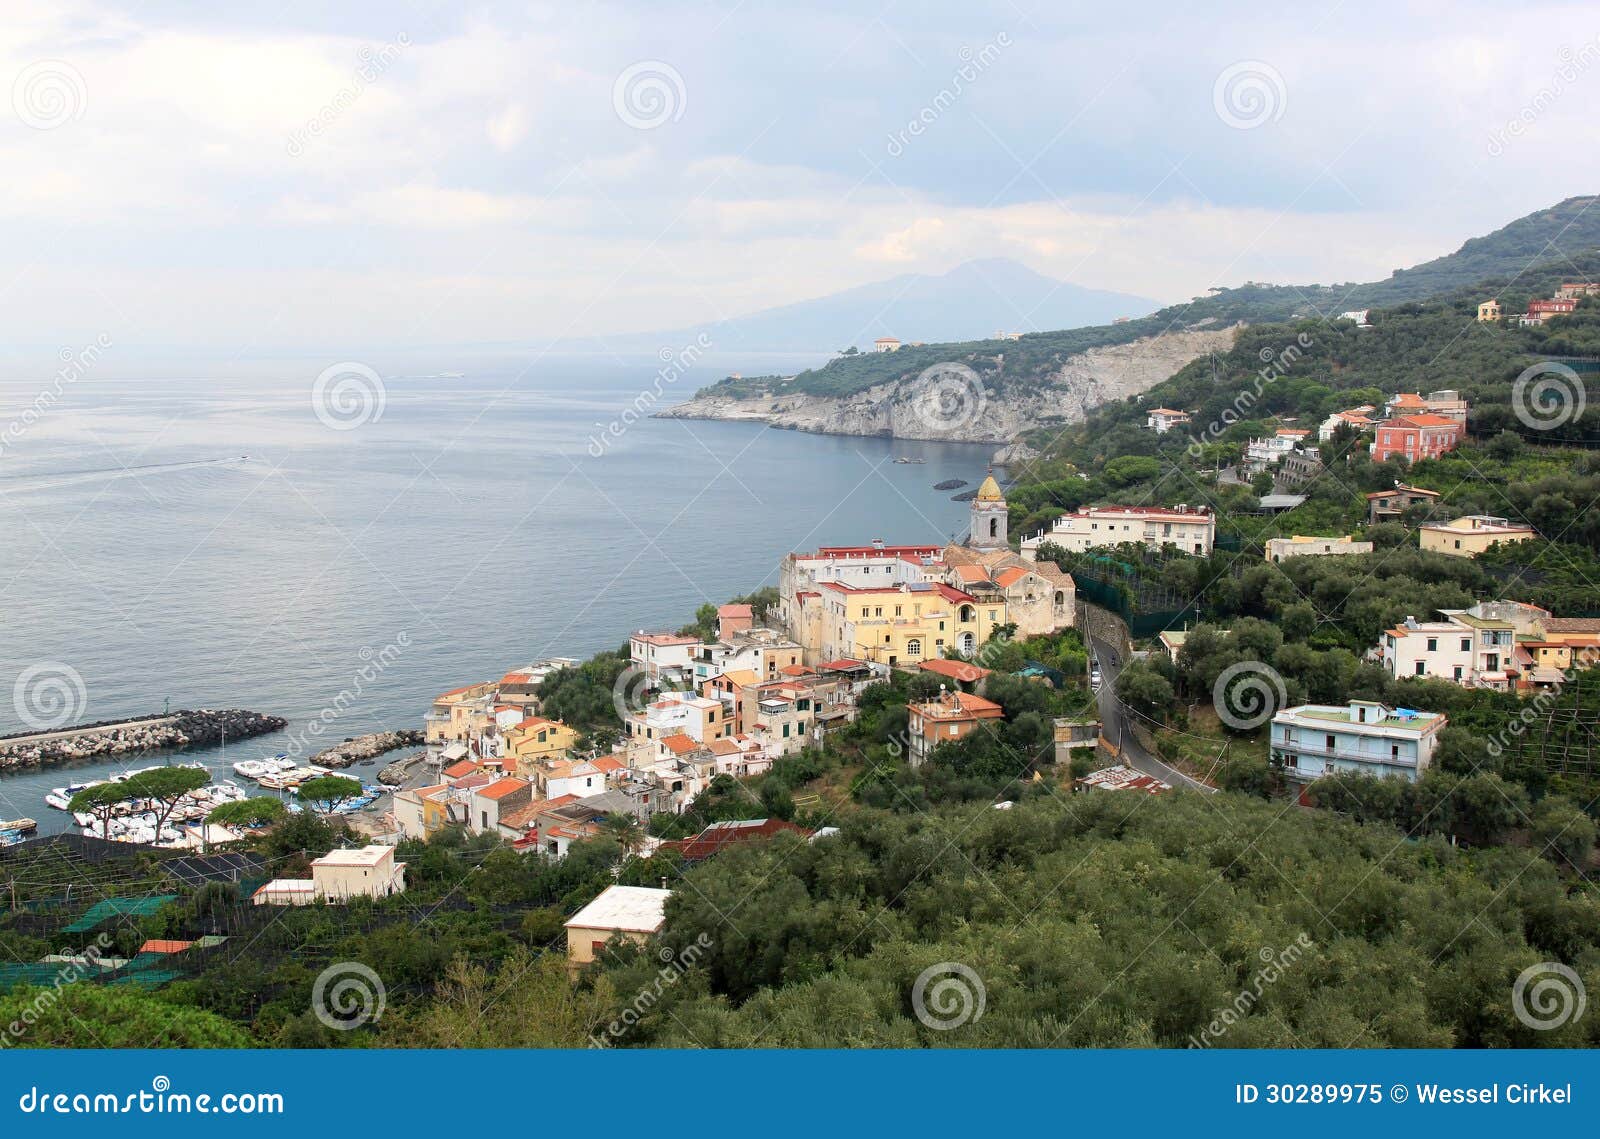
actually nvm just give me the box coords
[1088,635,1215,794]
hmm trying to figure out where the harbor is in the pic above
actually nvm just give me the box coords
[26,755,396,849]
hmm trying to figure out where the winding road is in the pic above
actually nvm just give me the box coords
[1088,634,1215,794]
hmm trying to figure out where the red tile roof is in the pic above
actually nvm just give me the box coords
[658,818,811,861]
[717,604,753,618]
[477,777,530,801]
[660,734,702,755]
[139,939,194,955]
[442,759,480,778]
[919,658,992,682]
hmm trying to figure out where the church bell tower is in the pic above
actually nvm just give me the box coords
[969,469,1007,550]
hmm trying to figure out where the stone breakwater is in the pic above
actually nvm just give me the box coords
[309,729,425,770]
[0,709,287,772]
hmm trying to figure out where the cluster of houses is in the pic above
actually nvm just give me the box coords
[1478,282,1597,327]
[1019,503,1217,559]
[1378,600,1599,691]
[394,477,1089,851]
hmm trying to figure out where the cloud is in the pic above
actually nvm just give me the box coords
[0,0,1596,355]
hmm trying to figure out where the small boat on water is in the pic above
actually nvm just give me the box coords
[0,818,37,837]
[892,457,926,464]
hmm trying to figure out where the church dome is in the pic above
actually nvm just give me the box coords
[974,473,1004,502]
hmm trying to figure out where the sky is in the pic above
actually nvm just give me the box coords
[3,0,1600,361]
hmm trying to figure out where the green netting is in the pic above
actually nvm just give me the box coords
[106,969,182,988]
[0,963,77,988]
[61,895,177,933]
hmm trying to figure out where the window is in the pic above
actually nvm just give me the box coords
[1426,638,1437,652]
[1460,638,1471,652]
[907,638,922,657]
[1391,744,1400,758]
[1453,666,1463,680]
[1325,735,1336,751]
[1414,661,1425,676]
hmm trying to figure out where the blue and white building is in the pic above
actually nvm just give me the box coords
[1269,700,1447,787]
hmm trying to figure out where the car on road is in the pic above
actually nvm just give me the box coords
[1089,658,1102,691]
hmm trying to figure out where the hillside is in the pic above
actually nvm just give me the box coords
[663,197,1600,443]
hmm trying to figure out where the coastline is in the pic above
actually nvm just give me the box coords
[0,709,287,774]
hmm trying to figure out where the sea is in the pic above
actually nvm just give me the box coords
[0,351,996,832]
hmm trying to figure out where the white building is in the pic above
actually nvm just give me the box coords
[628,632,701,689]
[1146,407,1191,434]
[1244,429,1311,470]
[873,336,902,353]
[1020,504,1215,558]
[1270,701,1447,787]
[1264,535,1374,563]
[1379,602,1539,690]
[252,845,407,905]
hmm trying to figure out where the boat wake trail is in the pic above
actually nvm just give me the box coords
[0,455,251,495]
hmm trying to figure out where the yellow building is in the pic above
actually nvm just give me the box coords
[800,580,1003,666]
[505,715,579,775]
[424,682,495,747]
[1420,515,1536,558]
[1477,298,1501,322]
[564,885,670,975]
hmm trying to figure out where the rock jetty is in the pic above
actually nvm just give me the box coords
[309,729,425,770]
[0,709,287,773]
[933,478,968,491]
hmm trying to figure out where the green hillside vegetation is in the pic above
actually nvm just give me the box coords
[701,197,1600,402]
[594,791,1600,1047]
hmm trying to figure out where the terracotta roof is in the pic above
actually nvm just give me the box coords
[707,738,742,756]
[778,663,814,677]
[913,690,1004,720]
[919,658,992,682]
[715,669,761,687]
[477,777,530,801]
[442,759,480,778]
[992,566,1030,587]
[819,658,870,671]
[631,632,700,646]
[660,734,702,756]
[590,755,626,773]
[139,939,194,955]
[717,604,753,618]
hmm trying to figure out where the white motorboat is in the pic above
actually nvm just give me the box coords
[232,759,272,780]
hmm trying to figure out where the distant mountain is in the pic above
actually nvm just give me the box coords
[566,259,1157,354]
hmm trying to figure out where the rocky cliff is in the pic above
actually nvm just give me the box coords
[657,327,1238,444]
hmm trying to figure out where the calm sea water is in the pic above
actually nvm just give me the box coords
[0,353,994,830]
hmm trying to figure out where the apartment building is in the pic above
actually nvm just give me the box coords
[1270,701,1447,788]
[1020,504,1215,558]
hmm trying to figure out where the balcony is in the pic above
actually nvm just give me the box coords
[1272,742,1417,768]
